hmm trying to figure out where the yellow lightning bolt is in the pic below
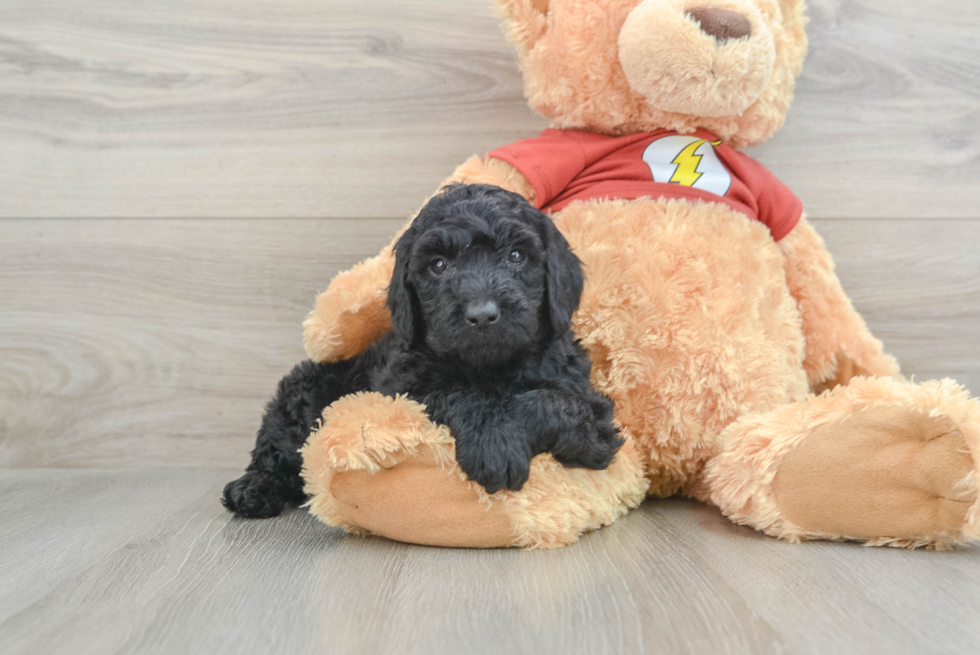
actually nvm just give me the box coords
[670,139,708,186]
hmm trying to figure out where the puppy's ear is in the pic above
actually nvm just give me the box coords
[386,227,420,344]
[536,210,583,336]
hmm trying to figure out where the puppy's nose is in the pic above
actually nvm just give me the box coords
[465,301,500,328]
[686,7,752,43]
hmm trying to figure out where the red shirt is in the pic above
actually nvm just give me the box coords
[489,128,802,241]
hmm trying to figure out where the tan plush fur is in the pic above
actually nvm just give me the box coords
[776,218,901,389]
[301,393,649,548]
[618,0,776,118]
[498,0,808,147]
[708,377,980,548]
[554,198,810,497]
[300,0,980,549]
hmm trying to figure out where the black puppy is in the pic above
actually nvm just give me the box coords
[223,184,622,519]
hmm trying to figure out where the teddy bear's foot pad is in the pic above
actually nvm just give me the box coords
[329,449,517,549]
[772,403,977,547]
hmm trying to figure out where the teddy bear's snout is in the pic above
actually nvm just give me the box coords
[617,0,776,118]
[685,7,752,43]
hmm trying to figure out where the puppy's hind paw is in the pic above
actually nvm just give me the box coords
[222,471,287,519]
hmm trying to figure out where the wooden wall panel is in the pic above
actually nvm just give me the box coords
[0,217,402,468]
[1,0,977,219]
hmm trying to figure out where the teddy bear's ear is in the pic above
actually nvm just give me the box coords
[495,0,550,54]
[778,0,809,74]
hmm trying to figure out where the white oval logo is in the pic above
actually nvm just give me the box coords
[642,135,732,197]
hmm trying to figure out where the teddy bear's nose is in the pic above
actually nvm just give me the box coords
[686,7,752,43]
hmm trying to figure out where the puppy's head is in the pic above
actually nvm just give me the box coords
[387,184,583,368]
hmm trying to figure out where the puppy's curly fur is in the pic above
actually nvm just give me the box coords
[224,184,623,518]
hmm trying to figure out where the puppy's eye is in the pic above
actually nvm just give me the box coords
[508,249,525,264]
[429,258,448,274]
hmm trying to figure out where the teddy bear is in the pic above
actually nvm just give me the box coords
[297,0,980,549]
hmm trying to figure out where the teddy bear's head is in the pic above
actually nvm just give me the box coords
[495,0,807,148]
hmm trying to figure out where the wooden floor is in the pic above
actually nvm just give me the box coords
[2,0,980,653]
[3,469,980,655]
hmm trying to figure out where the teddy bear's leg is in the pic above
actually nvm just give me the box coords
[301,392,650,549]
[706,376,980,548]
[778,217,901,393]
[303,158,535,364]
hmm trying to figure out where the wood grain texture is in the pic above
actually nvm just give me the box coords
[2,2,979,650]
[818,219,980,392]
[1,0,978,219]
[1,217,977,468]
[0,0,542,219]
[0,217,404,468]
[1,468,979,655]
[746,0,980,219]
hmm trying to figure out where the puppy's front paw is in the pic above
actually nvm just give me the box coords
[555,437,618,470]
[455,438,532,495]
[222,471,288,519]
[553,414,624,471]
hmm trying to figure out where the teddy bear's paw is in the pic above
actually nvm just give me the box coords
[710,376,980,549]
[302,418,651,549]
[299,392,463,539]
[306,392,455,474]
[772,394,979,549]
[326,448,518,549]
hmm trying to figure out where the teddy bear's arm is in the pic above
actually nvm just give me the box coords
[778,215,900,392]
[303,158,536,363]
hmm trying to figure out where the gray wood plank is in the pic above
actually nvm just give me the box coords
[1,0,977,220]
[819,218,980,392]
[654,499,980,654]
[0,468,230,626]
[746,0,980,219]
[0,217,403,468]
[0,0,544,219]
[1,218,978,468]
[1,469,978,655]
